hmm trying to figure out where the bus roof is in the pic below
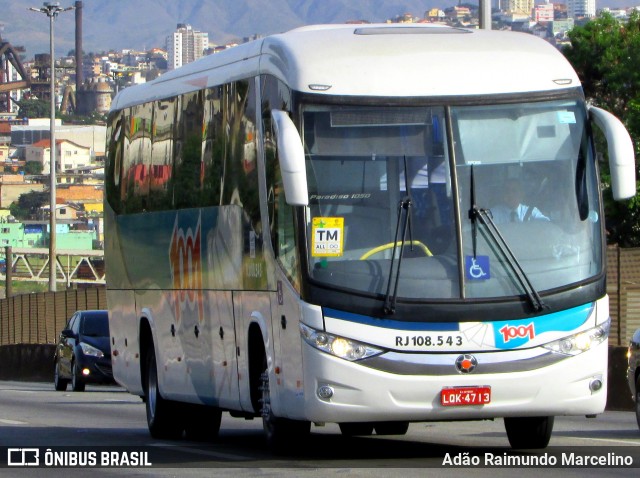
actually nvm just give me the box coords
[111,24,580,110]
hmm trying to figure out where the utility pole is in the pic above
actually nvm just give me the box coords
[29,2,75,291]
[479,0,492,30]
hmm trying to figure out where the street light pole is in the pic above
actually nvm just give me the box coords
[29,2,74,292]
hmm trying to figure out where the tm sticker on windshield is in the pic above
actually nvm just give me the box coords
[312,217,344,257]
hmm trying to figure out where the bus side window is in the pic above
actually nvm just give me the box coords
[147,97,176,211]
[105,111,124,214]
[261,75,299,289]
[201,87,223,207]
[174,91,204,209]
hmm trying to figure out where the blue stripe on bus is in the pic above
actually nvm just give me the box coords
[323,302,595,337]
[492,302,594,349]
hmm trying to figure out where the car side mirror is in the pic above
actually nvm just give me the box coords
[60,329,75,339]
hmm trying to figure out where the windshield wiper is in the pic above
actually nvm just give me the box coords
[383,195,412,315]
[468,166,546,312]
[382,157,416,315]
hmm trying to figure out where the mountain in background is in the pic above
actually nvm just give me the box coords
[0,0,636,57]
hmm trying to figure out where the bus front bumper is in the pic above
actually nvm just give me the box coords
[298,340,608,423]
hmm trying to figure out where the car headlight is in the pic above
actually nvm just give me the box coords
[80,342,104,358]
[300,323,384,361]
[542,319,610,356]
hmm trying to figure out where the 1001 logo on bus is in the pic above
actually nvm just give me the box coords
[169,214,204,323]
[499,322,535,343]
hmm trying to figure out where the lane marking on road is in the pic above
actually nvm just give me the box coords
[1,389,38,394]
[575,437,640,446]
[0,418,28,425]
[150,442,252,461]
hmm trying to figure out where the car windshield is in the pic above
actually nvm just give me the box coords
[303,100,602,301]
[81,313,110,337]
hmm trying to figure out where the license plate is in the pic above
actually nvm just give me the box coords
[441,386,491,406]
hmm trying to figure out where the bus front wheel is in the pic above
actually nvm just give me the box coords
[260,361,310,453]
[504,416,554,449]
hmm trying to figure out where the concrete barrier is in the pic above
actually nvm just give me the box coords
[0,344,635,411]
[0,344,56,382]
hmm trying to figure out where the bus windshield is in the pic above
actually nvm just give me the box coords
[303,99,602,302]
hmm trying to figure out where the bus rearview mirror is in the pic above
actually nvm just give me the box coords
[271,109,309,206]
[589,106,637,201]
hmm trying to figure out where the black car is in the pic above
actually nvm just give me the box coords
[54,310,113,392]
[628,328,640,430]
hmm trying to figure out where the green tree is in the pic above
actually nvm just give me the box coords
[9,191,49,220]
[24,161,44,175]
[563,12,640,246]
[15,98,50,119]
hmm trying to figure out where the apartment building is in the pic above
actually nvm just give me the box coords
[166,23,209,70]
[567,0,596,18]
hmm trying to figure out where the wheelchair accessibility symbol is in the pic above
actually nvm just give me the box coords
[465,255,490,281]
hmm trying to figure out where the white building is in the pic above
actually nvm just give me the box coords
[166,24,209,70]
[534,3,555,22]
[507,0,535,16]
[12,123,106,157]
[26,139,92,174]
[567,0,596,18]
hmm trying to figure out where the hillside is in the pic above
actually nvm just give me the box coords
[1,0,636,57]
[3,0,440,56]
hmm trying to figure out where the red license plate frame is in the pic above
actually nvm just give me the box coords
[441,386,491,407]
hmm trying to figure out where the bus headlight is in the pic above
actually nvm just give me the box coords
[542,319,610,356]
[300,323,384,361]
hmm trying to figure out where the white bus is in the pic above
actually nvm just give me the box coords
[105,24,636,451]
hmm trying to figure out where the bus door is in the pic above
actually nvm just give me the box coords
[269,276,307,419]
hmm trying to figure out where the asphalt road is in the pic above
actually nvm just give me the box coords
[0,381,639,477]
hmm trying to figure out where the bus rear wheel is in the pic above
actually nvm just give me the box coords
[145,342,183,440]
[504,416,554,449]
[260,362,310,453]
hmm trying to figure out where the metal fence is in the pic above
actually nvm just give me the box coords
[0,247,105,288]
[607,246,640,346]
[0,287,106,345]
[0,247,638,346]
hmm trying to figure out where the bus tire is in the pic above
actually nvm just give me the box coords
[374,421,409,436]
[504,416,554,449]
[260,359,310,453]
[145,342,183,440]
[184,404,222,442]
[339,423,374,436]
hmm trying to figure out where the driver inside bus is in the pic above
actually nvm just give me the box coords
[491,179,549,223]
